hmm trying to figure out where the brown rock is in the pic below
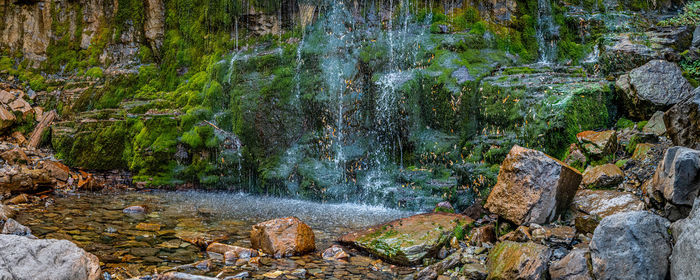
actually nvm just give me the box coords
[485,145,582,225]
[250,217,315,258]
[206,242,258,258]
[577,130,617,157]
[33,106,43,122]
[549,248,593,280]
[0,148,30,165]
[486,241,552,280]
[0,106,15,131]
[571,190,645,233]
[0,204,16,221]
[135,223,161,231]
[0,90,14,104]
[123,205,146,213]
[499,225,532,242]
[565,143,587,168]
[11,131,26,145]
[632,143,655,161]
[43,161,72,182]
[176,230,226,249]
[5,193,29,205]
[28,110,56,149]
[581,164,624,189]
[8,98,32,115]
[470,224,496,246]
[339,213,472,265]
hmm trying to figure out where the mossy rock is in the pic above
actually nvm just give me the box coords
[487,241,552,280]
[339,213,473,265]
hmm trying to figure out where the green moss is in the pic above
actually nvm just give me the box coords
[616,118,635,130]
[85,67,104,79]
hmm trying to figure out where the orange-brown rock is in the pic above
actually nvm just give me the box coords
[339,213,473,265]
[0,106,15,131]
[581,164,624,189]
[176,230,226,249]
[250,217,315,258]
[470,224,496,246]
[0,148,29,165]
[485,145,582,225]
[135,223,161,231]
[577,130,617,157]
[42,161,72,182]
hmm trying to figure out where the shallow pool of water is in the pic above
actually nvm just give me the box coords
[15,191,418,279]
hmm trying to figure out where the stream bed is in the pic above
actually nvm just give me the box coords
[15,191,419,279]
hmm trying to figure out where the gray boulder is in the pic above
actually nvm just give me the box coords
[590,211,671,280]
[2,218,34,237]
[650,146,700,207]
[670,198,700,280]
[616,60,694,119]
[0,234,101,280]
[665,87,700,150]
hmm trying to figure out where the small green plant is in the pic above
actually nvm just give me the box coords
[85,67,104,79]
[659,1,700,26]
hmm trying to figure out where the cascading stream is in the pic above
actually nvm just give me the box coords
[536,0,558,64]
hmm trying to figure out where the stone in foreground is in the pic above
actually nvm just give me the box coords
[339,212,472,265]
[549,248,593,280]
[665,87,700,150]
[616,60,694,119]
[590,211,671,280]
[580,164,624,189]
[0,234,101,280]
[485,145,582,225]
[670,199,700,280]
[250,216,315,258]
[486,241,551,280]
[571,189,645,233]
[650,146,700,206]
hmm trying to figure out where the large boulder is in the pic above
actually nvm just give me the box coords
[485,145,582,225]
[590,211,671,280]
[665,87,700,150]
[571,189,645,233]
[339,213,472,265]
[486,241,551,280]
[650,146,700,207]
[250,217,315,258]
[670,198,700,280]
[580,164,624,189]
[0,234,101,280]
[549,248,593,280]
[616,60,694,119]
[0,106,15,131]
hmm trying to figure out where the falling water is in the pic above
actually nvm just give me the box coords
[536,0,558,64]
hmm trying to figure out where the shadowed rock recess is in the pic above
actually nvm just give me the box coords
[0,0,699,279]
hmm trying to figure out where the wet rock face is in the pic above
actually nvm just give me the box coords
[590,211,671,280]
[0,234,101,280]
[581,164,624,189]
[650,146,700,207]
[670,199,700,280]
[665,87,700,150]
[339,213,472,266]
[250,217,315,258]
[486,241,552,280]
[616,60,694,119]
[549,248,593,280]
[571,189,645,233]
[485,145,582,225]
[643,111,666,136]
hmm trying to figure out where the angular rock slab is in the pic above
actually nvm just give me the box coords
[485,145,582,225]
[581,164,624,189]
[643,111,666,136]
[549,248,593,280]
[616,60,694,119]
[590,211,671,280]
[650,146,700,206]
[339,213,472,265]
[250,217,315,258]
[665,87,700,150]
[0,234,101,280]
[670,199,700,280]
[572,189,645,233]
[576,130,616,157]
[486,241,552,280]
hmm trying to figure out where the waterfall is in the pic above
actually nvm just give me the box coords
[536,0,558,64]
